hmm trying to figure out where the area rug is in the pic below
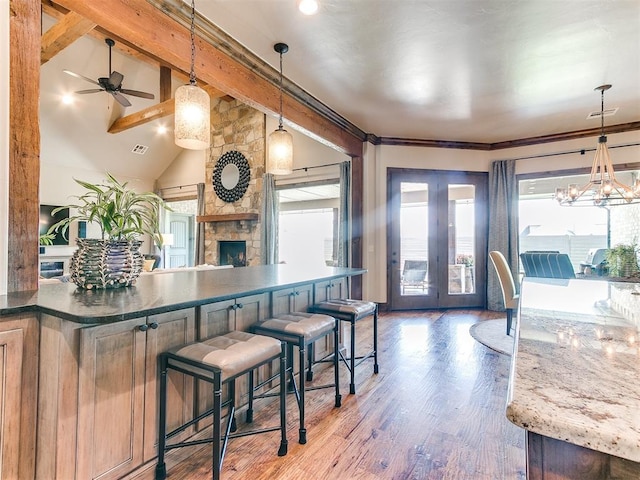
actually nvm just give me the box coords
[469,319,514,356]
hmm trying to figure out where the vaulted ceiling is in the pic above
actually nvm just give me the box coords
[40,0,640,181]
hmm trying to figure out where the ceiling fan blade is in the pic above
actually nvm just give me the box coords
[120,89,155,100]
[64,69,100,86]
[111,91,132,107]
[108,71,124,89]
[76,89,104,94]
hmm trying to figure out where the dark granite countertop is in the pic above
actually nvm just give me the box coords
[0,264,365,324]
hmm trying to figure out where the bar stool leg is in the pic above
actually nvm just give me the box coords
[349,319,356,394]
[333,321,342,407]
[306,343,314,382]
[278,345,288,456]
[155,356,168,480]
[212,373,222,480]
[246,370,254,423]
[298,342,307,444]
[373,308,379,374]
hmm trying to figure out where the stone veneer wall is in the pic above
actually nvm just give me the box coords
[203,98,266,266]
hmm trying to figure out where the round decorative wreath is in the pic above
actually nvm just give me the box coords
[212,150,251,203]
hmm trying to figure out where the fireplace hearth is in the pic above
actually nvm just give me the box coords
[219,241,247,267]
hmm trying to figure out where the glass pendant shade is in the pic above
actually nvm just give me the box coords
[174,84,210,150]
[267,127,294,175]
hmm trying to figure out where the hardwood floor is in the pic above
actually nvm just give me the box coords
[162,310,526,480]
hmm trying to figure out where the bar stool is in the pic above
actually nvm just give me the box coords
[155,331,288,480]
[308,299,378,394]
[251,312,341,444]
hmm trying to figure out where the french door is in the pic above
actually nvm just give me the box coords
[388,168,487,310]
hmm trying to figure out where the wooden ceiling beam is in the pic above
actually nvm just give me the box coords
[52,0,362,157]
[108,99,175,134]
[41,1,228,100]
[41,10,96,64]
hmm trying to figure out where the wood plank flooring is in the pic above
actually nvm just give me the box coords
[162,310,526,480]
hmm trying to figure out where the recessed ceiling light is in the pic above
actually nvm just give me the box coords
[298,0,319,15]
[157,124,168,135]
[61,93,74,105]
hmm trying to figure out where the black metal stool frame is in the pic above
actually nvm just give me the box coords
[310,303,379,394]
[251,317,341,444]
[155,343,288,480]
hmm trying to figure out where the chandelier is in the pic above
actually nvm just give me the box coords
[555,85,640,206]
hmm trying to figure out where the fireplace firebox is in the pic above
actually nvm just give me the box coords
[219,241,247,267]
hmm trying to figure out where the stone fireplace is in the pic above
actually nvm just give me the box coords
[203,98,265,267]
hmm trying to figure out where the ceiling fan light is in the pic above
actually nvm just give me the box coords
[174,83,210,150]
[267,127,294,175]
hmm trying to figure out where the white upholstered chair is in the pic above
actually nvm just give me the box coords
[489,251,519,336]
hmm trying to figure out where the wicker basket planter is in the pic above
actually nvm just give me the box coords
[70,238,144,289]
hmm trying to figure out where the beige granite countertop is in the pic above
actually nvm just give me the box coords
[506,278,640,462]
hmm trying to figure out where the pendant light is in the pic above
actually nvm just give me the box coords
[555,84,640,206]
[267,43,294,175]
[174,0,210,150]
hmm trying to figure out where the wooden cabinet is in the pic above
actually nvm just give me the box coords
[38,309,195,480]
[271,283,313,316]
[314,278,346,303]
[0,313,38,480]
[197,293,269,422]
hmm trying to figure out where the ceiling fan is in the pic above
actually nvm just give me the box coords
[64,38,155,107]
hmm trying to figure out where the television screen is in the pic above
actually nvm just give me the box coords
[39,205,70,246]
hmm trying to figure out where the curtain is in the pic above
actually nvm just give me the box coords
[260,173,279,264]
[194,183,206,266]
[338,161,351,268]
[487,159,519,311]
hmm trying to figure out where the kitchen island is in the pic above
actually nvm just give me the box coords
[507,278,640,479]
[0,264,365,480]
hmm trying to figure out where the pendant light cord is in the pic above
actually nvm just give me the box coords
[278,49,284,129]
[189,0,197,86]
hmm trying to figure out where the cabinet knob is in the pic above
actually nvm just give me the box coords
[149,322,158,329]
[236,303,243,309]
[138,324,149,332]
[295,291,300,296]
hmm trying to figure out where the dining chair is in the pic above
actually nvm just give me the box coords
[519,251,576,279]
[489,251,519,336]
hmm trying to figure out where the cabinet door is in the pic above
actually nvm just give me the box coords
[199,299,235,339]
[143,308,196,462]
[234,292,268,331]
[77,318,147,480]
[0,314,38,480]
[314,278,347,303]
[271,284,313,316]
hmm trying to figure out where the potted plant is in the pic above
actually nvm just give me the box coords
[48,173,170,289]
[604,242,639,278]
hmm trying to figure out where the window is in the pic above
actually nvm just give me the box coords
[519,173,610,274]
[278,183,340,267]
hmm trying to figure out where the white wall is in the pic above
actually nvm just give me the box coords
[267,116,349,185]
[155,149,205,198]
[1,0,9,295]
[361,130,640,303]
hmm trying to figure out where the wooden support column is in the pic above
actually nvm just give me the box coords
[9,0,41,292]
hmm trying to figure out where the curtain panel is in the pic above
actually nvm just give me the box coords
[261,173,279,264]
[194,182,206,266]
[487,159,519,311]
[338,161,351,268]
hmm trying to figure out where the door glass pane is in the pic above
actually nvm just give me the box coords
[448,184,475,295]
[400,182,429,296]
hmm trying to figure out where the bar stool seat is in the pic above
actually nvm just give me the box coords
[155,331,288,480]
[252,312,341,444]
[308,299,379,394]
